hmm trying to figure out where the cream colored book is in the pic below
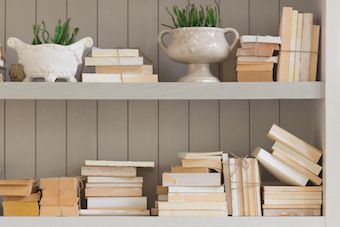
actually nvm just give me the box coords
[288,10,298,81]
[294,13,304,82]
[177,151,223,158]
[168,186,224,193]
[247,159,256,216]
[85,57,143,66]
[168,192,226,202]
[263,208,321,216]
[86,183,143,188]
[162,173,221,187]
[181,159,222,171]
[85,160,155,168]
[82,74,121,83]
[264,199,322,205]
[3,192,41,202]
[240,35,281,44]
[309,25,320,81]
[222,153,233,216]
[87,197,147,210]
[96,65,153,74]
[171,166,210,173]
[158,194,168,202]
[263,204,321,209]
[264,191,322,200]
[242,159,250,216]
[92,47,139,57]
[80,209,150,216]
[158,201,227,210]
[263,186,323,192]
[181,156,222,160]
[85,187,142,197]
[81,166,137,177]
[123,74,158,83]
[299,13,314,81]
[229,158,245,216]
[237,56,279,63]
[87,176,143,183]
[156,185,168,195]
[158,210,228,217]
[251,147,309,186]
[254,159,262,216]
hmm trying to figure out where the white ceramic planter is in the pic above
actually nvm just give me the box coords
[7,37,93,82]
[158,27,239,82]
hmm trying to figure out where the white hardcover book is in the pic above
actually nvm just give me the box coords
[177,151,223,158]
[80,209,150,216]
[254,159,262,216]
[85,57,144,66]
[294,13,304,82]
[85,160,155,168]
[240,35,282,44]
[87,176,143,183]
[288,10,298,81]
[87,197,147,210]
[168,186,225,193]
[237,56,279,63]
[158,201,227,210]
[229,158,240,216]
[86,183,143,188]
[92,47,139,57]
[162,173,221,187]
[82,73,122,83]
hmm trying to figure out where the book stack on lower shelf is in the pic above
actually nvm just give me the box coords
[157,151,228,217]
[0,179,39,216]
[83,47,158,83]
[80,160,154,216]
[39,177,79,216]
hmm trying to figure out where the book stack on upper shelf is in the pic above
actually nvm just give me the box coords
[222,155,262,216]
[236,36,281,82]
[277,7,320,82]
[39,177,79,216]
[0,179,40,216]
[80,160,154,216]
[83,48,158,83]
[157,151,228,217]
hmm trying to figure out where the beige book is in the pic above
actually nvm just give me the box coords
[252,147,309,186]
[156,185,168,195]
[2,201,39,216]
[288,10,298,81]
[263,186,323,192]
[294,13,304,81]
[0,179,36,186]
[85,57,143,66]
[247,159,256,216]
[168,186,224,193]
[86,183,143,188]
[237,71,273,82]
[85,187,142,197]
[236,48,274,57]
[80,209,150,216]
[182,156,222,160]
[87,176,143,184]
[264,199,322,205]
[181,159,222,171]
[241,43,280,50]
[40,189,78,206]
[158,210,228,217]
[237,56,278,63]
[87,197,147,210]
[3,192,41,202]
[236,63,273,72]
[263,208,321,216]
[92,48,139,57]
[81,166,137,177]
[264,191,322,200]
[39,177,78,191]
[300,13,314,81]
[171,166,210,173]
[168,192,226,202]
[230,158,245,216]
[242,159,250,216]
[158,194,168,202]
[123,74,158,83]
[40,205,79,217]
[277,7,293,82]
[85,160,155,168]
[263,204,321,209]
[151,208,158,216]
[178,151,223,158]
[309,25,320,81]
[272,150,322,185]
[0,185,35,197]
[222,153,233,216]
[158,201,227,210]
[96,65,153,74]
[267,124,322,163]
[162,173,221,187]
[272,142,322,175]
[82,74,121,82]
[254,159,262,216]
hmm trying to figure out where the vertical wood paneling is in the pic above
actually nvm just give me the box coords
[98,101,128,161]
[280,0,321,23]
[5,101,35,179]
[129,0,158,72]
[37,0,66,24]
[98,0,127,48]
[128,101,158,208]
[250,0,280,35]
[67,101,97,176]
[159,101,188,181]
[189,101,219,153]
[220,100,249,156]
[36,101,66,178]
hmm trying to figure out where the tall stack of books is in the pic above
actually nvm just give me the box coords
[0,179,40,216]
[157,151,228,217]
[39,177,79,216]
[80,160,154,216]
[277,7,320,82]
[236,36,281,82]
[222,154,262,216]
[83,47,158,83]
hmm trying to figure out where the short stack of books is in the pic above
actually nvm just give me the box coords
[39,177,79,216]
[157,151,228,217]
[236,35,281,82]
[262,186,322,216]
[83,47,158,83]
[80,160,154,216]
[277,7,320,82]
[0,179,40,216]
[222,154,262,216]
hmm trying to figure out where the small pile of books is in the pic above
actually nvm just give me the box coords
[39,177,79,216]
[277,7,320,82]
[0,179,40,216]
[83,47,158,83]
[80,160,154,216]
[0,44,5,68]
[222,155,262,216]
[236,35,281,82]
[262,186,322,216]
[157,151,228,217]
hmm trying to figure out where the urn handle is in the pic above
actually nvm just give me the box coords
[223,28,240,52]
[158,29,173,53]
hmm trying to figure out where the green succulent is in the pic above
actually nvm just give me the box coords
[163,0,221,28]
[32,18,79,45]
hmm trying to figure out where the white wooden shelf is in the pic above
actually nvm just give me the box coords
[0,216,325,227]
[0,82,324,100]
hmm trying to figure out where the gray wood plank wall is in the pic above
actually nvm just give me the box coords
[0,0,321,207]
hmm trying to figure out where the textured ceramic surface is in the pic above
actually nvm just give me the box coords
[158,27,239,82]
[7,37,93,82]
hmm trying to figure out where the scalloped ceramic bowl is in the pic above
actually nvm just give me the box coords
[7,37,93,82]
[158,27,239,82]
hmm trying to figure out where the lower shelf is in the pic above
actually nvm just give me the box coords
[0,216,325,227]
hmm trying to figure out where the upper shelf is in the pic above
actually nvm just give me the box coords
[0,82,324,100]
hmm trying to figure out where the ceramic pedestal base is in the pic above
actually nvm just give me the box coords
[178,64,220,82]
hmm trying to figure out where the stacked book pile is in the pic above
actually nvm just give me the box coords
[157,151,228,217]
[0,44,4,68]
[0,179,40,216]
[39,177,79,216]
[236,35,281,82]
[277,7,320,82]
[80,160,154,216]
[262,186,322,216]
[83,47,158,83]
[222,154,262,216]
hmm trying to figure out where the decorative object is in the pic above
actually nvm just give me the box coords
[9,64,26,82]
[159,1,239,82]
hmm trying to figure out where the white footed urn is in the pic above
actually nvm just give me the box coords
[7,37,93,82]
[158,27,239,82]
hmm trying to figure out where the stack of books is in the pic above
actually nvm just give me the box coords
[236,35,281,82]
[83,47,158,83]
[39,177,79,216]
[0,179,40,216]
[157,151,228,217]
[222,154,262,216]
[277,7,320,82]
[262,186,322,216]
[80,160,154,216]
